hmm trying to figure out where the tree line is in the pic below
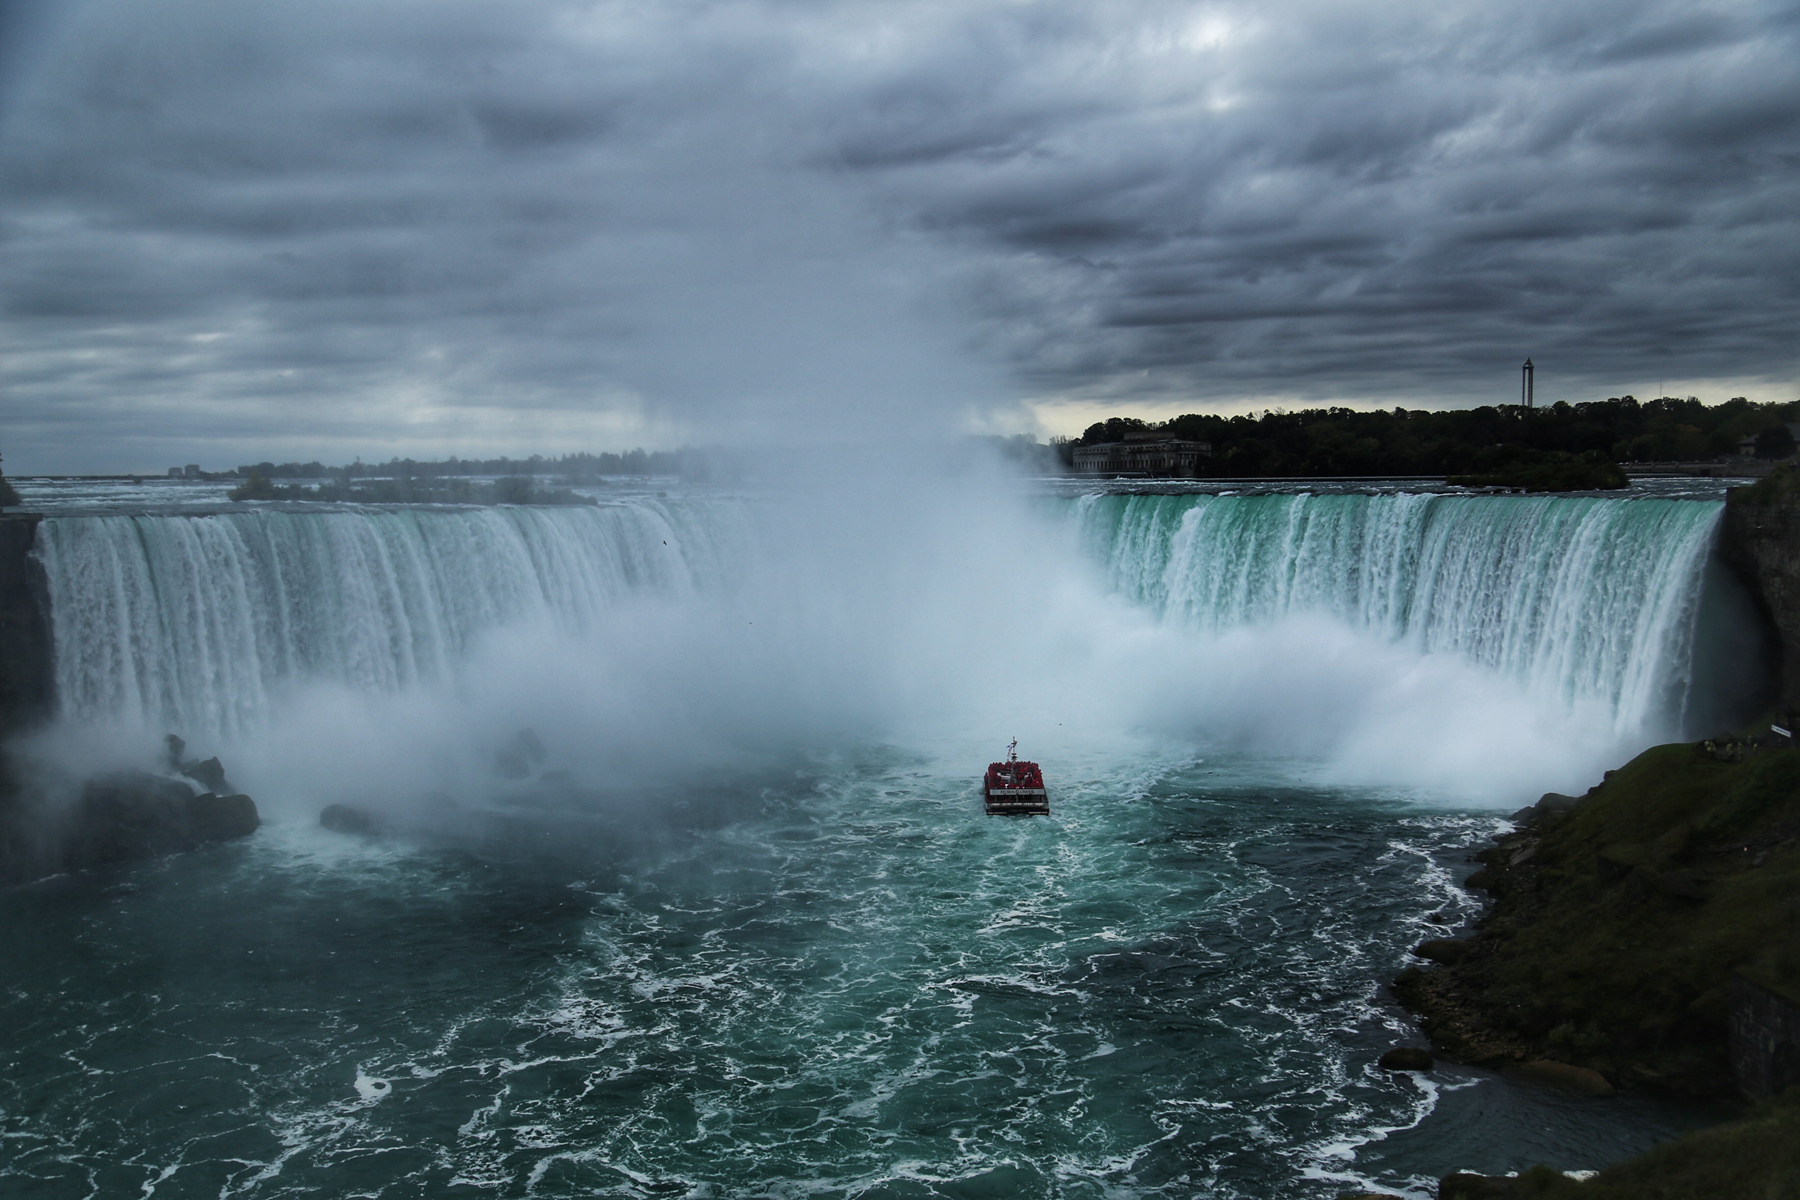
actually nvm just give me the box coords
[1070,395,1799,479]
[236,450,686,481]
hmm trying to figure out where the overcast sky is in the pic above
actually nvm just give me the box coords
[3,0,1797,473]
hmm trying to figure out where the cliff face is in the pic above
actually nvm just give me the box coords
[0,514,52,736]
[1722,473,1800,710]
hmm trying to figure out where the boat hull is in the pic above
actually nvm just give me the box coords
[984,787,1049,816]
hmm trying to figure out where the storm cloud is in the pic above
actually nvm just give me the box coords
[2,0,1797,471]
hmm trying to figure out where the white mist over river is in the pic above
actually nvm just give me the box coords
[0,475,1759,1198]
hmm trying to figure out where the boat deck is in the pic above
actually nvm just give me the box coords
[984,758,1049,815]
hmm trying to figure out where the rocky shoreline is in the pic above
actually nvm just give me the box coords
[1381,727,1800,1197]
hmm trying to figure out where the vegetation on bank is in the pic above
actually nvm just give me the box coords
[236,450,686,481]
[1446,450,1630,493]
[1730,463,1800,507]
[1077,395,1799,480]
[1396,730,1800,1095]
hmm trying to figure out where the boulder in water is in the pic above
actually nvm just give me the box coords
[1507,1059,1614,1096]
[1378,1046,1434,1071]
[320,804,379,835]
[190,793,259,840]
[1437,1173,1519,1199]
[1413,938,1475,965]
[65,770,260,869]
[493,728,548,780]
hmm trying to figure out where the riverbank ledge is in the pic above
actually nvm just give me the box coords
[1395,732,1800,1097]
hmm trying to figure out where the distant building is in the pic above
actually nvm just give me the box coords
[1072,430,1212,478]
[168,467,183,477]
[1737,425,1800,459]
[183,464,202,478]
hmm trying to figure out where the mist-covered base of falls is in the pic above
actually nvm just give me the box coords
[26,479,1763,821]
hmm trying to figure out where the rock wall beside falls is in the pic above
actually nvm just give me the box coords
[1722,473,1800,710]
[0,513,52,736]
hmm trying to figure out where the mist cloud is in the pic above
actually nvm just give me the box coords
[2,0,1796,471]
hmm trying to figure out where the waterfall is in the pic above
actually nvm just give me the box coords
[33,490,1732,746]
[1068,491,1725,735]
[35,499,754,734]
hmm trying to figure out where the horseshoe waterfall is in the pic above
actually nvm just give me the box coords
[0,485,1758,1199]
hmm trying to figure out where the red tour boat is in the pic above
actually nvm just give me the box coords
[984,739,1049,815]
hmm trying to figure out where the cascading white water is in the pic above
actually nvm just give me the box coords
[35,499,755,734]
[1070,492,1725,736]
[33,489,1729,756]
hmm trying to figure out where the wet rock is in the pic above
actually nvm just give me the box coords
[1378,1046,1434,1071]
[1438,1173,1517,1199]
[66,770,259,868]
[0,514,53,737]
[178,756,229,794]
[493,728,548,780]
[1413,938,1475,965]
[1508,1059,1614,1096]
[190,793,259,840]
[320,803,378,835]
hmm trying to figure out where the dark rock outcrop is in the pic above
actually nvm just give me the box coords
[1393,736,1800,1097]
[1722,470,1800,708]
[1413,938,1476,965]
[179,756,230,794]
[320,803,379,835]
[493,727,548,780]
[3,761,260,887]
[1437,1174,1521,1200]
[62,771,259,869]
[1377,1046,1434,1071]
[0,513,52,736]
[1507,1059,1614,1096]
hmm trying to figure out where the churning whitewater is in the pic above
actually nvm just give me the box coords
[0,484,1745,1198]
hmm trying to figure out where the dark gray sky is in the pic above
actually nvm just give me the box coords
[3,0,1797,473]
